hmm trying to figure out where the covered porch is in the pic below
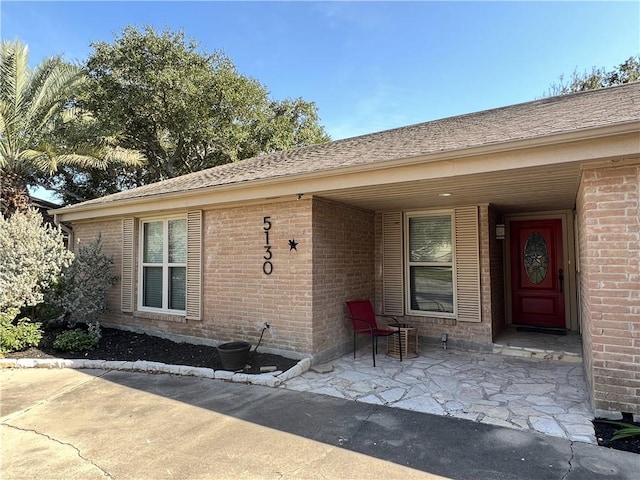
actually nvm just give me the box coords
[314,156,584,356]
[297,155,595,438]
[306,127,638,417]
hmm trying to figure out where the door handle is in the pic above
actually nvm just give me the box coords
[558,268,564,293]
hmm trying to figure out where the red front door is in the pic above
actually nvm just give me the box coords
[510,219,565,328]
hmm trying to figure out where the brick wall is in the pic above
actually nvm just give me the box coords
[577,164,640,415]
[74,201,315,358]
[311,198,375,362]
[471,205,494,345]
[200,200,314,355]
[72,198,377,362]
[72,198,505,362]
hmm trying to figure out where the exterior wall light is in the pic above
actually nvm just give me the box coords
[496,224,506,240]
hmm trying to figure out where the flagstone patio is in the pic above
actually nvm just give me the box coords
[281,345,596,444]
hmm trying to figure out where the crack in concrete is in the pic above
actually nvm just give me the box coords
[2,423,113,479]
[560,441,575,480]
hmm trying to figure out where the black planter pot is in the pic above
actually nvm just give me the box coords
[217,341,251,371]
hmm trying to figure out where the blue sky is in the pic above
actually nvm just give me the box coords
[2,1,639,141]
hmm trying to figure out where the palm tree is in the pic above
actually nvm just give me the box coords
[0,40,144,217]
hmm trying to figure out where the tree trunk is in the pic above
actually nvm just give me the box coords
[1,171,32,218]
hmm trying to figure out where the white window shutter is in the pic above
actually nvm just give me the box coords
[382,211,404,315]
[454,206,481,322]
[121,218,134,312]
[186,210,202,320]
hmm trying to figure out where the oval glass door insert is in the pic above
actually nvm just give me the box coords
[523,232,548,284]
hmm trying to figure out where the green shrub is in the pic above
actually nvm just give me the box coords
[53,236,117,324]
[0,309,43,355]
[53,322,102,352]
[0,209,74,312]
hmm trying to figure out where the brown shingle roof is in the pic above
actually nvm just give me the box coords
[63,83,640,210]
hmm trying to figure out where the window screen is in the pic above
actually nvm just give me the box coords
[141,218,187,312]
[407,214,454,314]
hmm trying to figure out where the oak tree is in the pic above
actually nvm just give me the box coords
[53,26,329,203]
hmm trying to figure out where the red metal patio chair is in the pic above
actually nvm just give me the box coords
[346,300,403,367]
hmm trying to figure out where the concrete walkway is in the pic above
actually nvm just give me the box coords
[282,347,596,443]
[2,368,637,480]
[1,343,595,444]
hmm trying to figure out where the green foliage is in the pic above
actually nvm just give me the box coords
[602,421,640,441]
[0,309,43,355]
[0,209,74,312]
[53,236,117,324]
[53,322,101,352]
[546,54,640,97]
[43,164,141,205]
[0,40,144,216]
[52,26,329,204]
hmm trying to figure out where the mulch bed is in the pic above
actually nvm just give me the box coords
[5,326,299,375]
[592,418,640,455]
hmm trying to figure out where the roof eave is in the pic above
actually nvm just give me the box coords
[53,120,640,222]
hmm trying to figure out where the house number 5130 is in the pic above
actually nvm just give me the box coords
[263,216,273,275]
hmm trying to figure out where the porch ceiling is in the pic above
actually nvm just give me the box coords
[314,162,582,213]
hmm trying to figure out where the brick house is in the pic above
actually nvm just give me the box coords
[54,83,640,417]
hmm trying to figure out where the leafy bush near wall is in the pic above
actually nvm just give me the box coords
[53,322,101,352]
[53,237,117,325]
[0,210,71,354]
[0,309,43,355]
[0,209,74,312]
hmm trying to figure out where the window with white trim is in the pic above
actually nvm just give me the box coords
[405,212,455,315]
[139,217,187,312]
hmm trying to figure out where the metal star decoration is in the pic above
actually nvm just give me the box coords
[288,239,298,251]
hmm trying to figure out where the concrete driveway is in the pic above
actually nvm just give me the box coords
[1,368,637,479]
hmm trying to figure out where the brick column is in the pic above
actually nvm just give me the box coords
[577,164,640,416]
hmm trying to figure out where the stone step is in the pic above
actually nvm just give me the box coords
[492,344,582,363]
